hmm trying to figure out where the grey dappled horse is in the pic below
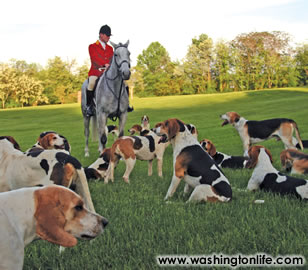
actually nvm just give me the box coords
[81,40,131,156]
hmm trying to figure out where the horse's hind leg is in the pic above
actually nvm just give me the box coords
[97,112,108,152]
[84,116,90,157]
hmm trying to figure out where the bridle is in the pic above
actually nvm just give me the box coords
[105,45,131,81]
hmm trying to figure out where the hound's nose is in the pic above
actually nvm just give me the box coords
[102,217,109,228]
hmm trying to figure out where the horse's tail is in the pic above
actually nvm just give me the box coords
[91,115,98,142]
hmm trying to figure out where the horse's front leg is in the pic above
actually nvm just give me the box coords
[83,116,90,157]
[118,112,128,137]
[97,111,108,152]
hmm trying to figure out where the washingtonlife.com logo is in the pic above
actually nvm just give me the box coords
[156,253,305,268]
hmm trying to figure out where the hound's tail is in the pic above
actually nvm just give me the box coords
[76,168,96,213]
[293,122,304,151]
[91,115,98,142]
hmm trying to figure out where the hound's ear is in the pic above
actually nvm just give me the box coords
[124,40,129,47]
[167,120,178,139]
[207,141,216,157]
[38,134,51,149]
[246,147,258,169]
[280,150,287,167]
[109,41,117,48]
[34,187,78,247]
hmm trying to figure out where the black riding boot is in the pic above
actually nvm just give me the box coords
[86,89,95,117]
[126,86,134,112]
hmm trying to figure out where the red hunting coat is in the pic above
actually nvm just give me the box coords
[88,40,113,77]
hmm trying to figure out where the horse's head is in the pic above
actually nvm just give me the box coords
[110,40,131,80]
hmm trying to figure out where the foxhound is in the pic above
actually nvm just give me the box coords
[220,112,304,156]
[246,146,308,199]
[128,124,151,136]
[0,135,21,150]
[0,185,108,270]
[85,148,112,180]
[0,137,95,212]
[105,130,169,183]
[280,149,308,175]
[153,118,232,202]
[200,139,249,169]
[26,131,71,154]
[141,115,150,130]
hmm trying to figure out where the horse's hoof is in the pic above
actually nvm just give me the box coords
[85,152,89,157]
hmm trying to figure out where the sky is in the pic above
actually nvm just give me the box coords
[0,0,307,68]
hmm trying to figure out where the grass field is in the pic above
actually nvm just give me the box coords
[1,87,308,269]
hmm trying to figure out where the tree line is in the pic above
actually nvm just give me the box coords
[0,31,307,108]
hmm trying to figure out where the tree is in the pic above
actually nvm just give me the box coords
[0,64,17,108]
[135,42,176,96]
[295,44,308,86]
[213,40,232,92]
[15,75,48,107]
[230,31,293,90]
[38,57,78,104]
[183,34,214,94]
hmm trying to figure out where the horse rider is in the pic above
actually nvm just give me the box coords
[86,24,134,117]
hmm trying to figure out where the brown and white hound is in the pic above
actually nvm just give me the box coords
[153,118,232,202]
[0,185,108,270]
[0,136,96,212]
[280,149,308,175]
[200,139,249,169]
[246,146,308,199]
[105,130,169,183]
[220,112,303,156]
[26,131,71,154]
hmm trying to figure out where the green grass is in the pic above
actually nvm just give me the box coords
[1,87,308,269]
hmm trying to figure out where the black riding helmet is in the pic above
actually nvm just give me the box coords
[99,25,112,36]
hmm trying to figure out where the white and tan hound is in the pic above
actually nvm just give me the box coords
[141,115,150,130]
[246,146,308,199]
[105,130,169,183]
[153,118,232,202]
[280,149,308,175]
[0,137,95,212]
[200,139,249,169]
[0,185,108,270]
[220,112,304,156]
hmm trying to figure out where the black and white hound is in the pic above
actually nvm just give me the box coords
[154,118,232,202]
[200,139,249,169]
[220,112,304,156]
[246,145,308,199]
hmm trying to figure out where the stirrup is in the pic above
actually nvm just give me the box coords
[127,106,134,113]
[86,105,94,117]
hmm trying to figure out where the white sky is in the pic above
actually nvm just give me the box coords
[0,0,307,67]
